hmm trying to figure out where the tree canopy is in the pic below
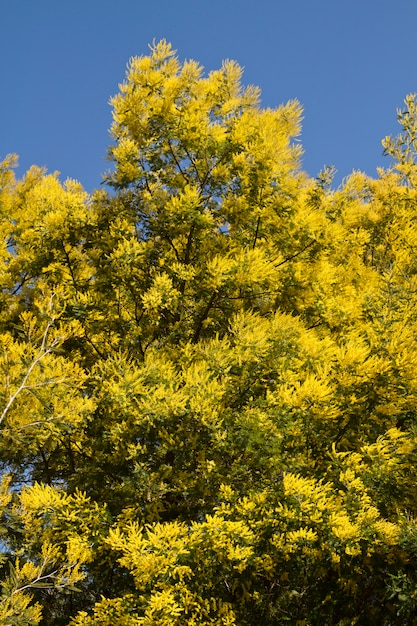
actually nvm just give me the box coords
[2,40,417,624]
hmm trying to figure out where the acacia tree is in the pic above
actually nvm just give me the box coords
[1,41,417,624]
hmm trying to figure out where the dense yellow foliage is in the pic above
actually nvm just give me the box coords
[1,40,417,624]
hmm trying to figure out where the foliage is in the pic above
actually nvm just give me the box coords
[1,40,417,624]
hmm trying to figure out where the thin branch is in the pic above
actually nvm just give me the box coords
[192,291,218,344]
[10,273,30,296]
[0,320,58,426]
[252,215,261,250]
[163,234,181,262]
[183,145,203,186]
[274,240,317,268]
[10,568,60,597]
[183,224,195,265]
[81,330,106,360]
[167,139,190,184]
[60,241,79,293]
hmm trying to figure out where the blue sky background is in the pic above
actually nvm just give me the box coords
[1,0,417,191]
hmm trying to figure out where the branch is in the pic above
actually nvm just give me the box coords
[252,215,261,250]
[183,145,203,186]
[167,139,190,184]
[274,240,317,268]
[10,568,60,596]
[10,273,30,296]
[163,234,181,262]
[192,291,218,343]
[0,320,59,426]
[60,241,79,293]
[183,224,196,265]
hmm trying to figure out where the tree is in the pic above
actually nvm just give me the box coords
[2,40,417,624]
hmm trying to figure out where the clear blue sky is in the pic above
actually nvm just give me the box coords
[1,0,417,191]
